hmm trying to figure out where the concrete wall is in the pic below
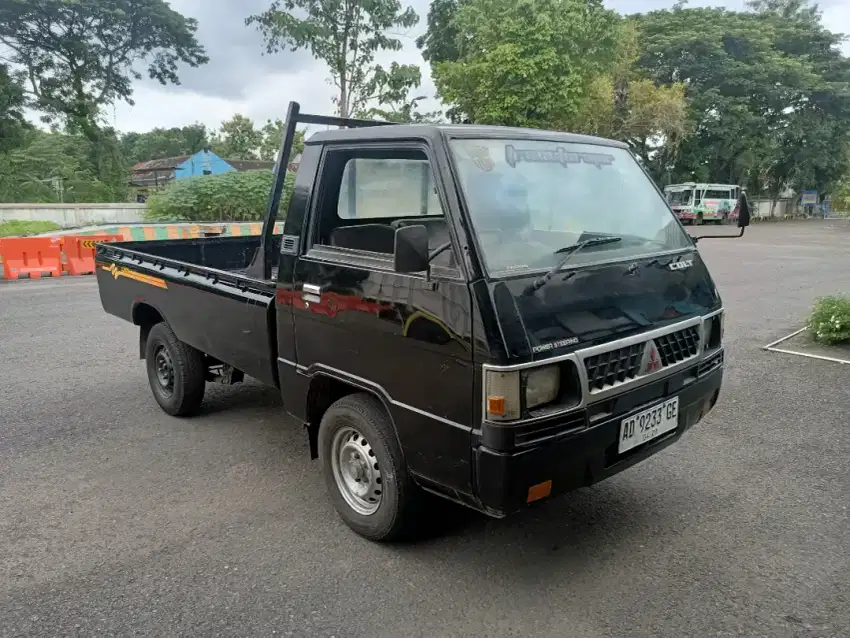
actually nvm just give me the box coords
[750,198,799,219]
[0,203,145,228]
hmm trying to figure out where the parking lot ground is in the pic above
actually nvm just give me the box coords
[1,220,849,637]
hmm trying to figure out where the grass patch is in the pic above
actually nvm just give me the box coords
[0,219,63,237]
[808,296,850,344]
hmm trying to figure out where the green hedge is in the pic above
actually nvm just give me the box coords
[0,220,63,237]
[144,170,295,222]
[808,296,850,344]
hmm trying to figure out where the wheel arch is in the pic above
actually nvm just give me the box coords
[304,371,403,462]
[132,301,165,359]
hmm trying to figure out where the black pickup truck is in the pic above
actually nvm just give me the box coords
[96,102,749,541]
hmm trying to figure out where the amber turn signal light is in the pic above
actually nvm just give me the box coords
[487,395,505,416]
[526,480,553,503]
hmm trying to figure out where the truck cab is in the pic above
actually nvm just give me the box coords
[96,103,748,541]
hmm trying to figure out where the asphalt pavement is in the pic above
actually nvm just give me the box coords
[1,221,848,637]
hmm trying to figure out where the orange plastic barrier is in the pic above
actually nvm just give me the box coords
[62,234,123,276]
[0,237,63,280]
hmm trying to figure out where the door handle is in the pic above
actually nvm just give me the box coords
[302,283,323,296]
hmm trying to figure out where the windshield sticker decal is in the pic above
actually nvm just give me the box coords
[505,145,615,169]
[467,144,495,171]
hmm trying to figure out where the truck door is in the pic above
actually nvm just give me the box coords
[290,143,476,495]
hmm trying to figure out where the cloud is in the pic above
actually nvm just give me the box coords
[110,0,430,133]
[139,0,319,99]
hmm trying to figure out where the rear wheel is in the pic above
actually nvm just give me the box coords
[145,322,206,416]
[318,393,420,541]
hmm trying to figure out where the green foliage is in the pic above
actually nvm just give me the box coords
[572,19,688,166]
[208,114,306,162]
[358,97,442,124]
[247,0,420,118]
[808,296,850,345]
[417,0,465,66]
[258,120,305,162]
[0,129,127,203]
[0,64,29,154]
[144,170,295,222]
[0,0,207,141]
[0,219,62,237]
[635,2,850,192]
[355,63,442,123]
[121,125,209,165]
[429,0,619,128]
[210,114,264,160]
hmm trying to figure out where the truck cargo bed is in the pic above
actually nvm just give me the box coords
[116,234,276,274]
[95,234,282,387]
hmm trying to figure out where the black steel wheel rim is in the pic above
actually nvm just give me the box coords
[153,345,175,397]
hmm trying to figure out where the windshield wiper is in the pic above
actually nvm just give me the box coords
[523,237,622,295]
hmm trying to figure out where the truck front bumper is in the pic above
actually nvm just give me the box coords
[473,362,723,516]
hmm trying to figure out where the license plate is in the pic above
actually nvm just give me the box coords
[618,397,679,454]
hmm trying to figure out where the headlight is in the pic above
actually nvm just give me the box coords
[484,365,561,421]
[523,365,560,409]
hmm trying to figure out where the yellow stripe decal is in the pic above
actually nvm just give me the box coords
[100,264,167,289]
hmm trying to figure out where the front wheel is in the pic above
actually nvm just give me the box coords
[318,393,420,541]
[145,322,206,416]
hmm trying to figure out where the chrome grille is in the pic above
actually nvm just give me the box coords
[584,343,644,391]
[654,325,701,366]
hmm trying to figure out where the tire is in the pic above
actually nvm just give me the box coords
[318,393,420,541]
[145,322,206,416]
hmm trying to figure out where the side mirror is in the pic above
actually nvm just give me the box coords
[737,193,751,228]
[393,224,429,274]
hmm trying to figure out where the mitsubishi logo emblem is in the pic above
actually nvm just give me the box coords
[640,341,663,375]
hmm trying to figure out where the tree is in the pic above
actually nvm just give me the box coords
[417,0,466,65]
[0,64,29,153]
[246,0,420,118]
[211,114,263,160]
[428,0,619,128]
[0,0,207,142]
[571,20,689,180]
[258,119,305,162]
[354,62,441,123]
[0,129,127,203]
[120,124,210,165]
[635,3,850,194]
[358,95,441,123]
[748,0,850,196]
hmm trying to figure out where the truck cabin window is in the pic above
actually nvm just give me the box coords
[314,149,454,268]
[448,139,693,276]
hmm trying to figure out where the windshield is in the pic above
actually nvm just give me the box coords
[667,189,694,206]
[449,139,693,276]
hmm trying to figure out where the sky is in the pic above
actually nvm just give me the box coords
[95,0,850,134]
